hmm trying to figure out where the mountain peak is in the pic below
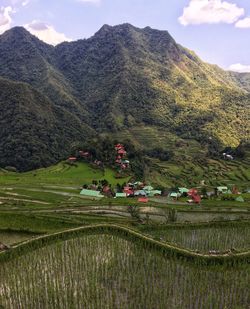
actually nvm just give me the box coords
[1,26,31,40]
[0,26,53,49]
[95,23,137,37]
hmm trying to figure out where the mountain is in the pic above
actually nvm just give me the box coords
[0,24,249,171]
[0,27,90,122]
[55,24,249,143]
[0,77,94,171]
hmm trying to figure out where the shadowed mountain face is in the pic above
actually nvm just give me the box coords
[0,24,249,170]
[0,78,94,171]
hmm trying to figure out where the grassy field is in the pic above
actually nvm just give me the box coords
[0,161,130,186]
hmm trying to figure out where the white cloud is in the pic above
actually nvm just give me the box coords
[235,17,250,28]
[0,6,13,34]
[228,63,250,73]
[24,20,72,45]
[179,0,244,26]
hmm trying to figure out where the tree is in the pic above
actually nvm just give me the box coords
[127,205,141,222]
[165,208,177,223]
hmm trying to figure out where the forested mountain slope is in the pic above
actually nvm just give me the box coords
[0,24,249,171]
[0,78,94,171]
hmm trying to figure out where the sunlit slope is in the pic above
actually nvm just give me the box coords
[0,24,249,171]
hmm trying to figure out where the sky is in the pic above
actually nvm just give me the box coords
[0,0,250,72]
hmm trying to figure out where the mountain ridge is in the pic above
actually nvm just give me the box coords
[0,24,249,171]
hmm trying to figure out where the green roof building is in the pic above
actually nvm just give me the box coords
[170,192,178,198]
[115,193,127,198]
[178,188,189,194]
[217,186,231,194]
[148,190,162,197]
[143,186,154,192]
[80,189,104,198]
[134,190,147,196]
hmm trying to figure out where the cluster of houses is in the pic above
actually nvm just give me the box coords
[67,150,90,164]
[67,144,130,170]
[216,186,245,202]
[79,183,246,203]
[170,186,245,203]
[115,183,162,203]
[115,144,130,170]
[80,182,162,203]
[66,146,245,204]
[169,187,201,204]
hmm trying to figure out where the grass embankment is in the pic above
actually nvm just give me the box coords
[0,224,249,265]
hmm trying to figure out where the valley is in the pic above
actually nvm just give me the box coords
[0,22,249,309]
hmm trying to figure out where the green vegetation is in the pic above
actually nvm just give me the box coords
[141,222,250,253]
[0,161,249,308]
[0,77,93,172]
[0,162,129,186]
[0,230,39,246]
[0,24,249,171]
[0,23,250,308]
[0,229,249,308]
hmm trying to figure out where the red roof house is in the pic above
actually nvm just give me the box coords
[115,144,124,150]
[68,157,77,162]
[102,186,111,193]
[118,149,127,155]
[79,151,90,157]
[138,197,149,203]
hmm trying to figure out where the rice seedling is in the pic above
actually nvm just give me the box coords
[0,229,249,308]
[145,224,250,253]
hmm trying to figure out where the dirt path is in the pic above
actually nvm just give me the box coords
[0,197,50,205]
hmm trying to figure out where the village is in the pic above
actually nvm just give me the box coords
[66,143,247,205]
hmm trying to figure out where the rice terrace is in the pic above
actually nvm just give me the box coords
[1,0,250,308]
[0,161,249,308]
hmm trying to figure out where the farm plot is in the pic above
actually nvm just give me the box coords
[0,234,249,309]
[0,231,38,246]
[144,224,250,253]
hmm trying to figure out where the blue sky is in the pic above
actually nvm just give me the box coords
[0,0,250,71]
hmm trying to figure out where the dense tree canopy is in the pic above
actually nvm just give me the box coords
[0,24,249,171]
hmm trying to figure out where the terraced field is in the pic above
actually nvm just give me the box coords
[110,125,250,187]
[0,227,249,309]
[0,231,39,246]
[149,156,250,188]
[0,162,130,187]
[0,158,249,308]
[142,222,250,253]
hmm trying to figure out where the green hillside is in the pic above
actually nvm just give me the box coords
[56,24,250,145]
[0,78,94,171]
[0,24,249,172]
[0,161,129,187]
